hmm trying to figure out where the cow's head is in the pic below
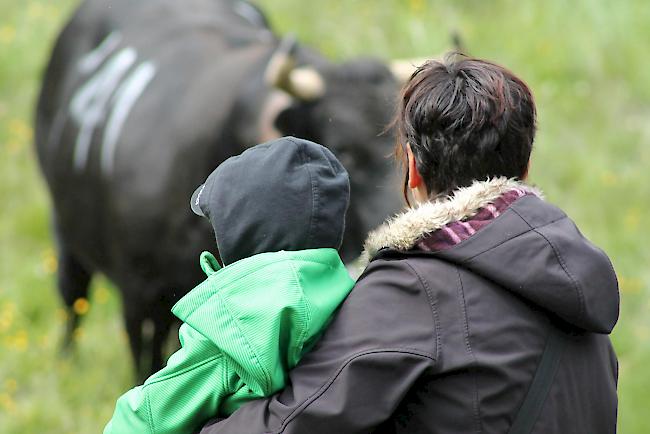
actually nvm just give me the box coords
[263,38,420,261]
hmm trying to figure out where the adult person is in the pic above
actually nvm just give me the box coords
[200,54,619,434]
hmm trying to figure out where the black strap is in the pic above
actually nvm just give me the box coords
[508,327,568,434]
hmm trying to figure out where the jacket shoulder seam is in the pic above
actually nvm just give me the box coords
[141,354,224,387]
[462,213,567,263]
[287,258,311,362]
[145,386,155,434]
[402,260,441,362]
[218,293,273,393]
[275,348,436,433]
[293,137,318,247]
[509,208,586,323]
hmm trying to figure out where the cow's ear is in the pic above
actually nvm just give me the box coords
[274,103,313,138]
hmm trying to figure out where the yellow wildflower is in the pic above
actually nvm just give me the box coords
[8,118,33,143]
[600,171,618,187]
[0,305,14,333]
[42,248,58,274]
[409,0,425,13]
[12,330,29,351]
[73,297,90,315]
[4,330,28,351]
[0,26,15,45]
[0,393,15,413]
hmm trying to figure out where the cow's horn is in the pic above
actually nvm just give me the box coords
[265,35,325,101]
[389,58,429,84]
[284,67,325,100]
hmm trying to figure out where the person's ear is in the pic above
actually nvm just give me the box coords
[407,143,423,189]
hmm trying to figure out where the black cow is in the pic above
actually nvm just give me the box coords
[35,0,416,380]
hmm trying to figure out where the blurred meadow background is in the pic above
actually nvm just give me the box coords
[1,0,649,432]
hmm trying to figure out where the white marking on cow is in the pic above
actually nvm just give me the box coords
[233,1,265,27]
[77,32,122,74]
[70,47,137,171]
[101,61,157,175]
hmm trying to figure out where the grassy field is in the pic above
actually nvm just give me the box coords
[1,0,649,432]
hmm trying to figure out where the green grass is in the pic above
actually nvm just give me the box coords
[1,0,649,432]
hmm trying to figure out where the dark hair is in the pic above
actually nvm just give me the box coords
[393,53,537,203]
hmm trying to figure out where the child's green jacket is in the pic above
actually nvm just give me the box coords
[104,248,354,434]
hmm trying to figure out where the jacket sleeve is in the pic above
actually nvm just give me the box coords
[199,258,439,434]
[104,324,233,434]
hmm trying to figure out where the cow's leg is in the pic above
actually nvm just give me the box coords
[149,306,175,374]
[123,288,175,381]
[57,245,92,353]
[123,296,146,382]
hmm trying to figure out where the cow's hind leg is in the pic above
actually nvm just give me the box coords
[150,307,176,375]
[57,246,92,353]
[123,289,176,381]
[123,296,146,382]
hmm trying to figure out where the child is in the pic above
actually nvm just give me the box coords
[104,137,355,434]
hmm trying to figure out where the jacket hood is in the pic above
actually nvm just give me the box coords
[190,137,350,266]
[171,248,354,396]
[363,178,619,334]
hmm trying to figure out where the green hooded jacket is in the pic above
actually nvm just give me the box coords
[104,248,354,434]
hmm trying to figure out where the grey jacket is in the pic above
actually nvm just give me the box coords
[200,178,619,434]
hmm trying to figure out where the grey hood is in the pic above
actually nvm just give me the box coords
[191,137,350,266]
[364,178,619,334]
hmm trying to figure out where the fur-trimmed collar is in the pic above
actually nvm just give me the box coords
[359,177,543,267]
